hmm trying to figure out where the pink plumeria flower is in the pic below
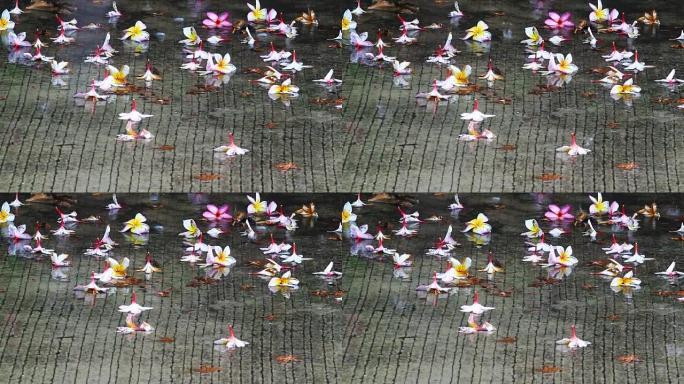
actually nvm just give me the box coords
[203,204,232,221]
[556,132,590,156]
[545,204,574,221]
[556,325,590,349]
[203,12,232,29]
[545,11,574,29]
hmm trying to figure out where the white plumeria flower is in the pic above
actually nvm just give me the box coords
[655,69,683,85]
[521,26,543,45]
[313,262,343,279]
[107,1,121,17]
[416,272,451,294]
[610,78,640,95]
[340,9,356,31]
[462,21,491,42]
[118,100,153,122]
[74,272,109,294]
[556,132,591,156]
[268,78,299,95]
[623,51,653,72]
[556,325,590,349]
[655,262,684,278]
[610,270,641,287]
[460,99,494,122]
[268,270,299,287]
[179,219,201,238]
[313,69,342,86]
[459,313,496,334]
[214,325,249,350]
[0,202,15,223]
[247,0,275,23]
[351,0,366,16]
[118,291,152,314]
[121,21,149,41]
[0,9,15,31]
[462,213,491,234]
[393,253,412,267]
[50,253,70,267]
[179,26,201,46]
[449,1,463,17]
[121,213,149,234]
[117,314,154,334]
[460,291,494,314]
[214,132,249,157]
[521,219,543,238]
[588,0,616,22]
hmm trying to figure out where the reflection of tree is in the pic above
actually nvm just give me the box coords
[368,0,419,14]
[27,0,76,14]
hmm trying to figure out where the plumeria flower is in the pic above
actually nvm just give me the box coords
[584,27,598,48]
[268,270,299,287]
[449,195,464,210]
[214,325,248,350]
[438,257,472,282]
[416,272,451,294]
[458,122,495,142]
[121,213,149,234]
[556,132,590,156]
[313,69,343,87]
[365,238,396,254]
[460,291,494,314]
[8,32,31,49]
[118,291,152,315]
[548,35,568,46]
[179,219,201,238]
[460,99,494,122]
[521,219,543,238]
[107,65,130,87]
[393,28,417,44]
[0,202,15,223]
[551,53,578,74]
[365,46,396,62]
[449,1,464,17]
[670,223,684,236]
[50,253,70,267]
[117,314,154,334]
[204,11,232,29]
[313,262,343,279]
[426,46,451,65]
[584,220,597,240]
[340,9,357,31]
[393,221,417,237]
[245,193,275,215]
[106,1,121,18]
[107,257,130,279]
[121,21,149,42]
[340,202,357,224]
[545,204,574,221]
[610,270,641,287]
[459,313,496,334]
[479,253,504,274]
[623,51,652,72]
[8,194,22,209]
[556,325,590,349]
[247,0,275,23]
[280,50,312,72]
[51,29,75,45]
[349,224,374,241]
[204,246,237,268]
[655,262,684,279]
[462,21,491,42]
[116,122,153,142]
[547,246,578,267]
[589,0,617,23]
[23,47,53,62]
[74,272,109,294]
[118,100,152,123]
[393,253,412,267]
[545,11,574,29]
[137,62,161,83]
[8,224,31,241]
[137,254,161,275]
[208,53,237,75]
[350,193,366,208]
[203,204,231,221]
[349,31,373,49]
[622,243,652,264]
[268,78,299,95]
[214,132,249,157]
[416,80,450,102]
[589,193,613,215]
[50,60,70,75]
[655,69,683,86]
[463,213,491,234]
[0,9,15,31]
[610,78,640,95]
[440,65,472,90]
[479,60,503,83]
[351,0,367,16]
[397,15,421,31]
[521,26,543,45]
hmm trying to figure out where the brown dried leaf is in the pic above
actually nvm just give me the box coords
[264,121,278,129]
[275,162,299,172]
[496,144,517,151]
[617,354,642,364]
[194,173,221,182]
[264,314,278,321]
[157,289,172,297]
[536,365,562,374]
[295,203,318,217]
[154,145,175,151]
[616,162,639,170]
[536,173,562,182]
[607,121,620,129]
[158,337,175,343]
[239,284,255,291]
[194,365,222,373]
[497,336,517,344]
[605,314,621,321]
[275,354,302,364]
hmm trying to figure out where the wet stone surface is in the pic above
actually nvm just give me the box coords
[0,0,682,192]
[0,193,681,383]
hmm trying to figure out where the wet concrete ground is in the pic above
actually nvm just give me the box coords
[0,0,682,192]
[0,193,681,383]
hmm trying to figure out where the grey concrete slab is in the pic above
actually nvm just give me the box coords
[0,0,682,192]
[0,193,681,383]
